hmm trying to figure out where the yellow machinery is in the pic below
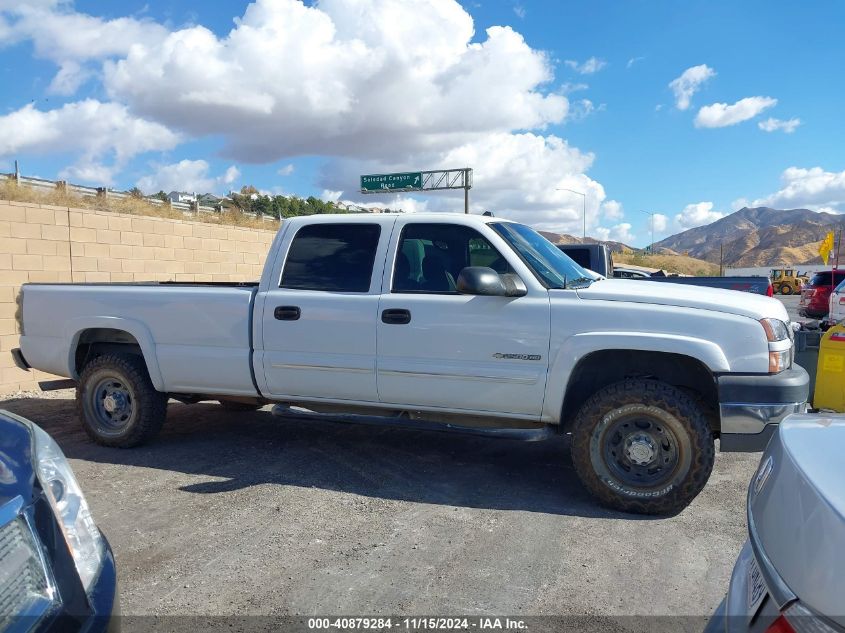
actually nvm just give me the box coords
[770,268,808,295]
[813,323,845,410]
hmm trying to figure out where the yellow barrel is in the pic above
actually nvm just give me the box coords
[813,323,845,410]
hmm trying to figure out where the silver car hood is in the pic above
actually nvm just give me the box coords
[750,414,845,624]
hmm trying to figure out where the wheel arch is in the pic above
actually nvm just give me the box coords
[557,349,720,434]
[66,317,164,391]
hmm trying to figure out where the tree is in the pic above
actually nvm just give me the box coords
[153,190,168,202]
[128,186,144,199]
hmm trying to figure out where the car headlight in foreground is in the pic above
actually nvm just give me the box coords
[30,424,105,593]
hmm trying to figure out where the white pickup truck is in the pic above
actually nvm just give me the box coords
[13,213,809,514]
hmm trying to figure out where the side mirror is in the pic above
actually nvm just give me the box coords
[456,267,526,297]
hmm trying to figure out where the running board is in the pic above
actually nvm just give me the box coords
[270,405,556,441]
[39,379,77,391]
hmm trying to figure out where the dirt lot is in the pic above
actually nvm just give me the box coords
[0,390,760,626]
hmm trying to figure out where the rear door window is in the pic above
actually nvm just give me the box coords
[281,223,381,292]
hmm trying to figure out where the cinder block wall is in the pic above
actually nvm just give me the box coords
[0,201,277,394]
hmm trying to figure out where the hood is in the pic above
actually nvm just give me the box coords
[574,279,788,321]
[0,410,36,508]
[750,415,845,625]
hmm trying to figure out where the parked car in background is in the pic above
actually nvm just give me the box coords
[705,414,845,633]
[0,410,117,632]
[635,275,774,296]
[613,266,652,279]
[555,244,613,278]
[799,270,845,319]
[13,213,808,515]
[821,278,845,330]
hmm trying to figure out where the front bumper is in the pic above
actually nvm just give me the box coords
[717,366,809,452]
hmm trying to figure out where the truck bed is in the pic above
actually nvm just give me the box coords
[19,282,260,396]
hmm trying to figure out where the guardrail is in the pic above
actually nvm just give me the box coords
[1,172,280,223]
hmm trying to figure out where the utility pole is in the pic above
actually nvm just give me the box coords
[639,210,655,254]
[557,188,587,239]
[719,242,724,277]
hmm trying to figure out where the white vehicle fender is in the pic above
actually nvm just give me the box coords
[542,331,730,422]
[64,316,165,391]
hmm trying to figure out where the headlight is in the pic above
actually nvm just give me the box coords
[760,318,790,342]
[30,424,104,592]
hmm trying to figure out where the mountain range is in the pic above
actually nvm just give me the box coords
[653,207,842,267]
[544,207,842,267]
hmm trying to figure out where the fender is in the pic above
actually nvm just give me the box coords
[541,331,729,422]
[64,316,165,391]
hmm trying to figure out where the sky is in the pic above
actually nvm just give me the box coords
[1,0,844,247]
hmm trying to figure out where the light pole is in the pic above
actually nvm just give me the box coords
[557,188,586,239]
[640,210,655,254]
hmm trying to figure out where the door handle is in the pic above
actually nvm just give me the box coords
[381,308,411,325]
[274,305,301,321]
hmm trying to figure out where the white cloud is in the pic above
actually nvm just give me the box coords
[48,61,92,95]
[513,3,525,19]
[668,64,715,111]
[101,0,568,162]
[751,167,845,212]
[221,165,240,185]
[601,200,624,220]
[694,96,777,128]
[560,82,588,95]
[652,213,668,232]
[569,99,599,120]
[674,201,724,229]
[564,57,607,75]
[758,117,801,133]
[595,223,635,244]
[0,100,180,185]
[322,189,343,201]
[1,0,607,230]
[136,159,240,194]
[278,164,295,176]
[626,56,645,69]
[59,162,116,185]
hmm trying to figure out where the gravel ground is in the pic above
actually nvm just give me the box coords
[0,389,760,625]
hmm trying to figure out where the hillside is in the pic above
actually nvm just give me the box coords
[538,231,630,253]
[655,207,840,266]
[614,252,719,277]
[539,229,716,276]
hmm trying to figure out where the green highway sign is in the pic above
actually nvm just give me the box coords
[360,172,422,193]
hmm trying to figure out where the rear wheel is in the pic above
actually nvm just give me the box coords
[780,285,793,295]
[570,379,714,515]
[76,353,167,448]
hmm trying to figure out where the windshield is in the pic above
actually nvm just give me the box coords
[490,222,593,289]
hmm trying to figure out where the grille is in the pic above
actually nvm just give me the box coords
[0,515,53,626]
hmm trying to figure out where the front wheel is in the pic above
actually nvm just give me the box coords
[76,353,168,448]
[570,379,714,515]
[780,285,793,295]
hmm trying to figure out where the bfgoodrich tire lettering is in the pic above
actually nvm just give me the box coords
[76,353,168,448]
[570,379,714,515]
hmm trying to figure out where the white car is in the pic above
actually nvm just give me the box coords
[826,278,845,327]
[12,213,808,515]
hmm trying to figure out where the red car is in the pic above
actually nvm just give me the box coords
[799,270,845,318]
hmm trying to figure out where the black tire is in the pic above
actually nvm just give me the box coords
[76,353,168,448]
[217,400,262,412]
[780,285,793,295]
[570,379,714,515]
